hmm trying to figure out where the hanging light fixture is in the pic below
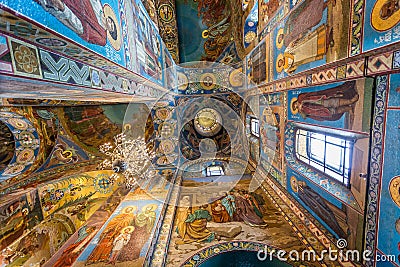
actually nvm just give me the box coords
[98,131,156,188]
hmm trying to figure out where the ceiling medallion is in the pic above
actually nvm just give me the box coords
[194,108,222,137]
[200,73,217,90]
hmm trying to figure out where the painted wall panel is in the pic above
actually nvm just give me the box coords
[1,0,173,87]
[363,0,400,52]
[376,73,400,265]
[287,78,373,132]
[3,0,126,66]
[74,193,166,266]
[270,0,350,79]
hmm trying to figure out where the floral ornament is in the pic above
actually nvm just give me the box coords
[14,44,39,73]
[17,131,39,148]
[49,189,65,201]
[93,173,113,194]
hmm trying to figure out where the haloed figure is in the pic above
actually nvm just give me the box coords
[108,226,134,265]
[291,81,359,123]
[35,0,119,47]
[297,181,347,238]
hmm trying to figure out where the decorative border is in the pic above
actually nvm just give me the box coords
[152,101,178,167]
[149,176,182,267]
[180,241,289,267]
[119,0,131,70]
[0,7,168,95]
[176,65,246,95]
[243,47,400,100]
[0,32,166,99]
[145,168,178,265]
[367,52,394,75]
[350,0,364,56]
[364,75,388,267]
[0,98,121,106]
[154,0,180,62]
[0,161,98,196]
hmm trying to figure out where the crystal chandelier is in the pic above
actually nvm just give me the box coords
[98,131,155,188]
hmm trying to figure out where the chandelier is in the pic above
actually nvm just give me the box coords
[98,131,155,188]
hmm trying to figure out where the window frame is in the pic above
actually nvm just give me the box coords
[205,165,225,177]
[250,117,260,137]
[294,128,354,187]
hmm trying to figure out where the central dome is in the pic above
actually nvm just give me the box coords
[194,108,222,137]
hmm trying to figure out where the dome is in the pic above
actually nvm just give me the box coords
[194,108,222,137]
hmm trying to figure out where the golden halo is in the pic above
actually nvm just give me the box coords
[229,68,243,87]
[16,148,34,163]
[371,0,400,32]
[155,101,170,107]
[290,176,298,193]
[122,206,137,214]
[276,28,284,49]
[290,97,299,115]
[103,4,122,51]
[276,53,285,73]
[121,226,135,234]
[389,176,400,208]
[141,204,158,212]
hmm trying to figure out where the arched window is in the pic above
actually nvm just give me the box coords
[295,129,354,186]
[206,165,225,177]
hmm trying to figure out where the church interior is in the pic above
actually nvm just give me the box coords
[0,0,399,266]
